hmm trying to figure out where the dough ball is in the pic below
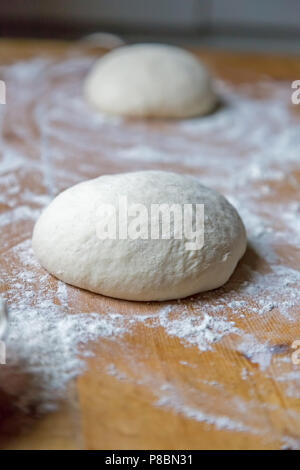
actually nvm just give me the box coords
[32,171,246,301]
[84,43,216,118]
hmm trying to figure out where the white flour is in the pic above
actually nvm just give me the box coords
[0,56,299,447]
[156,306,239,351]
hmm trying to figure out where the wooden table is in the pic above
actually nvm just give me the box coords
[0,40,299,450]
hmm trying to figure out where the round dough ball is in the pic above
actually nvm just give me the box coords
[84,43,216,118]
[32,171,246,301]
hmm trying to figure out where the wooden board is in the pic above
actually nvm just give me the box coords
[0,40,300,450]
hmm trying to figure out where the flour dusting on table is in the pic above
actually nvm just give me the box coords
[0,55,299,447]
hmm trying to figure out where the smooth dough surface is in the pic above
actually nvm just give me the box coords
[32,171,246,301]
[84,43,216,118]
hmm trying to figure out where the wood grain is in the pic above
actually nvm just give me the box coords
[0,40,299,450]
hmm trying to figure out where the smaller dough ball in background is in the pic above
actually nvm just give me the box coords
[84,43,217,119]
[79,32,125,51]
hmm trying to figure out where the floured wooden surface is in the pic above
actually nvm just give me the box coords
[0,41,299,449]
